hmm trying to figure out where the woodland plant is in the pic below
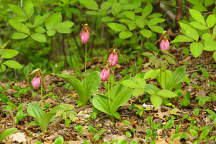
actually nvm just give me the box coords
[58,71,100,106]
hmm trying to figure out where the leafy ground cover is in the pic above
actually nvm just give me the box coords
[0,0,216,144]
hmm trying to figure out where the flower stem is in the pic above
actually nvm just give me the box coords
[84,44,87,72]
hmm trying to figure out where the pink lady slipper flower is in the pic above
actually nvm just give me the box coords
[80,24,90,44]
[160,39,170,50]
[100,68,110,82]
[108,49,118,66]
[31,76,41,89]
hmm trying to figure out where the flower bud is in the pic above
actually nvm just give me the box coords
[108,50,118,66]
[31,77,41,89]
[100,68,110,81]
[160,39,170,50]
[80,24,90,44]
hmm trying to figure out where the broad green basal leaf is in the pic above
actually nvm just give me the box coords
[156,90,177,98]
[150,95,162,107]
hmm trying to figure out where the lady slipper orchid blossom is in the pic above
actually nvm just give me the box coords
[100,68,110,81]
[80,24,90,44]
[31,77,41,89]
[108,50,118,66]
[160,39,170,50]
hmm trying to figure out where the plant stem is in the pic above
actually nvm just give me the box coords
[84,44,87,72]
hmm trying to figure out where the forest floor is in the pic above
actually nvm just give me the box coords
[0,52,216,144]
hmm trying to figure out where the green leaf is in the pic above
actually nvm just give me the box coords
[0,128,17,141]
[190,42,203,57]
[79,0,98,10]
[144,84,160,95]
[135,16,145,28]
[148,18,165,25]
[148,25,164,33]
[189,21,208,30]
[123,11,135,20]
[203,40,216,51]
[119,31,132,39]
[27,103,56,131]
[213,26,216,36]
[35,27,46,33]
[47,30,56,36]
[92,94,111,116]
[111,2,121,15]
[144,69,159,80]
[24,0,34,18]
[140,29,152,38]
[190,129,198,137]
[58,74,90,106]
[107,23,127,32]
[31,33,46,43]
[172,35,193,43]
[179,22,199,41]
[142,2,152,17]
[180,91,191,106]
[34,14,49,26]
[206,14,216,28]
[157,70,172,89]
[189,9,206,25]
[202,33,214,41]
[1,49,19,59]
[12,32,28,39]
[9,4,25,17]
[9,19,30,34]
[213,52,216,62]
[55,21,74,33]
[150,95,162,107]
[167,66,186,90]
[0,65,6,73]
[3,60,23,69]
[54,136,64,144]
[157,90,177,98]
[45,13,62,30]
[109,84,133,114]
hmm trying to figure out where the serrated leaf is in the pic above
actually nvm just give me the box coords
[140,29,152,38]
[12,32,28,39]
[189,9,206,25]
[3,60,23,69]
[179,22,199,41]
[31,33,46,43]
[190,42,203,57]
[148,25,164,33]
[150,95,162,107]
[107,23,127,32]
[9,19,30,34]
[206,14,216,28]
[119,31,132,39]
[79,0,98,10]
[172,35,194,43]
